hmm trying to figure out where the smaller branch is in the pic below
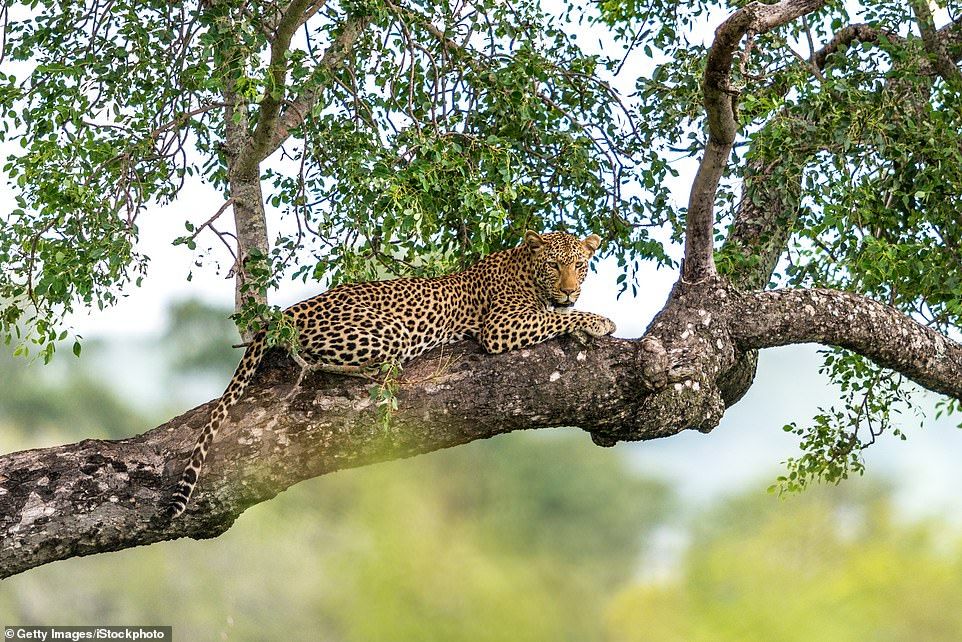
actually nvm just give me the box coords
[298,1,329,28]
[243,5,277,39]
[733,288,962,401]
[785,43,825,82]
[910,0,962,85]
[614,6,656,76]
[264,13,371,157]
[149,102,230,140]
[207,224,239,265]
[811,24,905,69]
[0,3,9,67]
[186,198,235,243]
[244,0,314,173]
[25,218,59,306]
[802,14,816,59]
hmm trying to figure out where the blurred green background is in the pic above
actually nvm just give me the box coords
[3,299,962,641]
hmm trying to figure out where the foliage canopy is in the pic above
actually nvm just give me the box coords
[0,0,673,359]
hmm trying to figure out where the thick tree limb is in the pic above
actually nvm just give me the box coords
[732,288,962,399]
[684,0,826,283]
[0,335,674,579]
[6,0,962,588]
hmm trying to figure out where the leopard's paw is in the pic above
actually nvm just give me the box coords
[585,315,616,338]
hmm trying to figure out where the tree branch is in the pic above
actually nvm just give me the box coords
[149,102,231,140]
[0,335,676,579]
[684,0,826,283]
[5,278,962,578]
[297,1,329,29]
[721,17,956,292]
[263,14,371,158]
[811,23,904,69]
[910,0,962,86]
[732,288,962,399]
[714,13,959,412]
[243,0,314,175]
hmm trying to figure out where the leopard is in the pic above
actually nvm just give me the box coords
[166,230,616,518]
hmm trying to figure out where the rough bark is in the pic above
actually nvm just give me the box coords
[0,333,672,579]
[733,288,962,400]
[227,162,270,337]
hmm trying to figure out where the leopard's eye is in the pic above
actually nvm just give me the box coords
[548,262,560,271]
[576,260,587,270]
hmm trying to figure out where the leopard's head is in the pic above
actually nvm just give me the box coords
[524,230,602,311]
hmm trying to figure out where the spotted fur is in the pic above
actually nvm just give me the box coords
[167,230,615,518]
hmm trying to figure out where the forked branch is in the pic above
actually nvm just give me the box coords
[684,0,826,283]
[264,14,371,157]
[244,0,314,174]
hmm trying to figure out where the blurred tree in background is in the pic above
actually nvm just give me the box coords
[162,299,243,378]
[607,485,962,642]
[0,344,144,441]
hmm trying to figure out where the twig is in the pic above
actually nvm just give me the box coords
[185,198,235,243]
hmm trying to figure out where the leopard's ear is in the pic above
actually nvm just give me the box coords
[524,230,545,253]
[583,234,602,253]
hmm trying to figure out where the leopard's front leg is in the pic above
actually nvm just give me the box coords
[478,309,616,354]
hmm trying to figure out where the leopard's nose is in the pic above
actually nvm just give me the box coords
[560,286,577,295]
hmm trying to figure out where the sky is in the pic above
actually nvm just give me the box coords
[3,1,962,524]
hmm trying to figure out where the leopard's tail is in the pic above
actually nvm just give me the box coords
[166,331,267,519]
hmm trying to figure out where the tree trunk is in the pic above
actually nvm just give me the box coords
[228,166,271,334]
